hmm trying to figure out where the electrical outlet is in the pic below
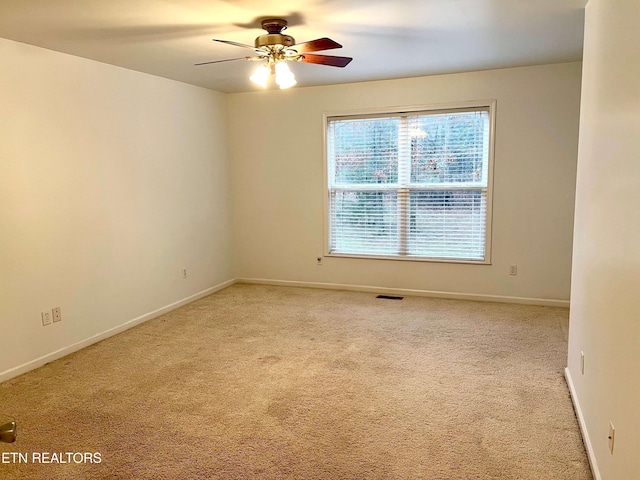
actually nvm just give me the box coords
[182,268,188,279]
[52,307,62,323]
[316,256,323,265]
[581,351,585,375]
[608,422,615,454]
[509,265,518,276]
[41,311,52,326]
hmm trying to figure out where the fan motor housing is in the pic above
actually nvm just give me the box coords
[255,33,295,49]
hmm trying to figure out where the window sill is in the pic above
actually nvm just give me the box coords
[325,252,491,265]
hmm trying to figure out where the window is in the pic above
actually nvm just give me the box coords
[325,102,495,263]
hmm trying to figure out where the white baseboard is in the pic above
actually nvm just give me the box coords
[0,278,236,384]
[1,277,566,384]
[238,278,570,308]
[565,367,601,480]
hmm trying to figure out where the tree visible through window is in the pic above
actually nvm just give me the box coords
[326,104,493,262]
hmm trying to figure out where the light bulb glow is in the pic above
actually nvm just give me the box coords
[275,61,296,89]
[250,65,269,88]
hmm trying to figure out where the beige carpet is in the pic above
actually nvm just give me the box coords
[0,284,591,479]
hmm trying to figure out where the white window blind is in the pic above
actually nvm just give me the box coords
[326,105,493,262]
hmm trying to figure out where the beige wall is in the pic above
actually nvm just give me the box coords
[0,38,235,380]
[0,38,583,382]
[566,0,640,478]
[228,63,582,304]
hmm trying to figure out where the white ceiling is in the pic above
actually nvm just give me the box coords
[0,0,587,94]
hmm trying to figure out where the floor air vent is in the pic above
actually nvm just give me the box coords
[376,295,404,300]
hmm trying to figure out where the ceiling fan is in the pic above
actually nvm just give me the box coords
[195,18,353,89]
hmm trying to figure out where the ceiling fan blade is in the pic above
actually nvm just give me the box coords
[212,39,260,51]
[194,57,252,66]
[233,12,306,30]
[292,37,342,53]
[64,23,231,41]
[299,54,353,68]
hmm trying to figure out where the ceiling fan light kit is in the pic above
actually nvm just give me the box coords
[249,64,270,88]
[274,61,297,89]
[195,18,352,90]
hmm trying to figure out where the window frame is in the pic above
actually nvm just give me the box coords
[322,100,497,265]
